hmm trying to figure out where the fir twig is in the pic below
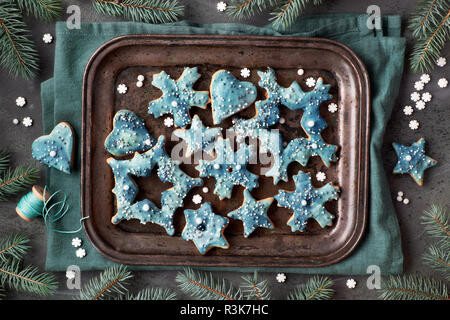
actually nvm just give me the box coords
[423,245,450,280]
[0,165,40,201]
[13,0,62,21]
[119,288,177,300]
[92,0,184,24]
[0,149,10,175]
[0,286,5,300]
[270,0,324,31]
[176,268,242,300]
[0,233,30,263]
[240,272,271,300]
[421,205,449,251]
[226,0,279,19]
[287,276,334,300]
[76,265,133,300]
[379,274,449,300]
[0,259,58,296]
[0,2,39,79]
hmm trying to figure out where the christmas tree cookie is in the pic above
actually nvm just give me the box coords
[148,67,210,127]
[392,138,437,186]
[182,202,229,255]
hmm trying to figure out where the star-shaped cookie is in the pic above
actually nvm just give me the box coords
[392,138,437,186]
[227,189,274,237]
[182,202,229,255]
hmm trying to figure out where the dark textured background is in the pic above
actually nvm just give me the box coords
[0,0,448,300]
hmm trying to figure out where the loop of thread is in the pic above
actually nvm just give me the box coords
[16,186,89,234]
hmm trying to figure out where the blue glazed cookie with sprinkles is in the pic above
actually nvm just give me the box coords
[182,202,229,255]
[107,135,203,235]
[173,114,222,157]
[105,110,155,156]
[227,189,274,238]
[210,70,257,125]
[148,67,210,128]
[31,122,74,174]
[392,138,437,186]
[196,138,259,200]
[275,171,340,232]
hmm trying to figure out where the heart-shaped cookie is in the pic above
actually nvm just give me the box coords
[210,70,257,125]
[105,109,155,156]
[31,122,74,174]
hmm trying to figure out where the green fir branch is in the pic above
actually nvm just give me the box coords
[76,265,133,300]
[421,205,449,251]
[0,233,30,263]
[0,259,58,296]
[0,165,40,201]
[92,0,184,24]
[0,286,5,299]
[379,274,449,300]
[0,149,10,175]
[0,2,39,79]
[13,0,62,21]
[270,0,324,31]
[423,245,450,280]
[287,276,334,300]
[240,272,271,300]
[119,288,177,300]
[226,0,279,19]
[176,268,242,300]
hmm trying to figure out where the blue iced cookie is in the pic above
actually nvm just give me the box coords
[227,189,274,238]
[392,138,437,186]
[31,122,74,174]
[173,114,222,156]
[196,138,259,200]
[210,70,257,125]
[182,202,229,255]
[107,135,203,235]
[275,171,340,232]
[148,67,210,128]
[105,109,155,156]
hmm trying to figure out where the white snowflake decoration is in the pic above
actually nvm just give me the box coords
[66,270,76,280]
[192,194,202,204]
[16,96,26,107]
[75,248,86,258]
[438,78,448,88]
[420,74,430,84]
[71,237,82,248]
[42,33,53,44]
[297,68,304,76]
[328,103,338,113]
[415,100,426,110]
[164,117,174,127]
[421,92,432,102]
[316,171,326,182]
[414,81,424,91]
[240,68,251,78]
[276,273,286,283]
[217,1,227,12]
[117,84,128,94]
[403,105,413,115]
[22,117,33,127]
[410,92,420,102]
[436,57,446,67]
[346,278,357,289]
[409,119,419,130]
[305,77,316,88]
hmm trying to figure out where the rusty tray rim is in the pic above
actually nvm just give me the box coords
[81,34,370,268]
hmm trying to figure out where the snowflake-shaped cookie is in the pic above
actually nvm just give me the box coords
[275,171,340,232]
[392,138,437,186]
[182,202,229,255]
[227,189,274,237]
[148,67,209,127]
[173,114,221,156]
[196,138,258,200]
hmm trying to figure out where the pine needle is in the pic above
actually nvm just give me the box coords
[270,0,324,31]
[240,272,271,300]
[423,245,450,280]
[0,165,40,201]
[287,276,334,300]
[76,265,133,300]
[0,149,10,175]
[176,267,242,300]
[0,233,30,263]
[226,0,279,19]
[92,0,184,24]
[379,274,449,300]
[0,286,5,300]
[14,0,62,21]
[0,259,58,296]
[421,205,449,251]
[0,2,39,79]
[120,288,177,300]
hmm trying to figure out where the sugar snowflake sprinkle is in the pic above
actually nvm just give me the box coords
[305,77,316,87]
[240,68,251,78]
[164,117,174,127]
[42,33,53,44]
[22,117,33,127]
[438,78,448,88]
[16,96,26,107]
[403,105,413,115]
[421,92,432,102]
[71,237,82,248]
[75,248,86,258]
[410,92,420,102]
[346,278,357,289]
[117,83,127,94]
[316,171,326,182]
[217,1,227,12]
[414,81,424,91]
[276,273,287,283]
[415,100,426,110]
[436,57,446,67]
[409,119,419,130]
[420,74,430,84]
[192,194,203,204]
[328,103,338,113]
[66,270,76,280]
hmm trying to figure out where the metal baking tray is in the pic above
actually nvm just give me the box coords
[81,35,370,267]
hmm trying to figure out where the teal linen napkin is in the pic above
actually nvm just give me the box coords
[42,14,405,274]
